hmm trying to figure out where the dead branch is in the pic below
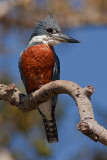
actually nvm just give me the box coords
[0,80,107,146]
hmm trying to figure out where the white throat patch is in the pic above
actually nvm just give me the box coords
[29,35,60,46]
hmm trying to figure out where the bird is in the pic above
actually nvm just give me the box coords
[18,14,80,143]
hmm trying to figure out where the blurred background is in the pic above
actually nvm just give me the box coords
[0,0,107,159]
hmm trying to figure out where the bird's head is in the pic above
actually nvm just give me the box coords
[29,14,80,46]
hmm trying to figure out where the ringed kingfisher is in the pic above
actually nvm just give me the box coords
[18,14,80,143]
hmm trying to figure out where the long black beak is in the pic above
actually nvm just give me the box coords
[53,33,80,43]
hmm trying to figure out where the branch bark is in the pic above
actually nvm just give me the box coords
[0,80,107,146]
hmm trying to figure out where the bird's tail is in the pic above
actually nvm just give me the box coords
[38,98,58,143]
[42,114,58,143]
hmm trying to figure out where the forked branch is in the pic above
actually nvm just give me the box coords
[0,80,107,146]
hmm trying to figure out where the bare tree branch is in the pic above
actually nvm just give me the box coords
[0,80,107,146]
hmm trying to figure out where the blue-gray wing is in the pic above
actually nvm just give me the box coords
[52,52,60,81]
[18,52,28,94]
[52,50,60,108]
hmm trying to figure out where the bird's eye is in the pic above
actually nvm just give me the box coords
[46,28,53,33]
